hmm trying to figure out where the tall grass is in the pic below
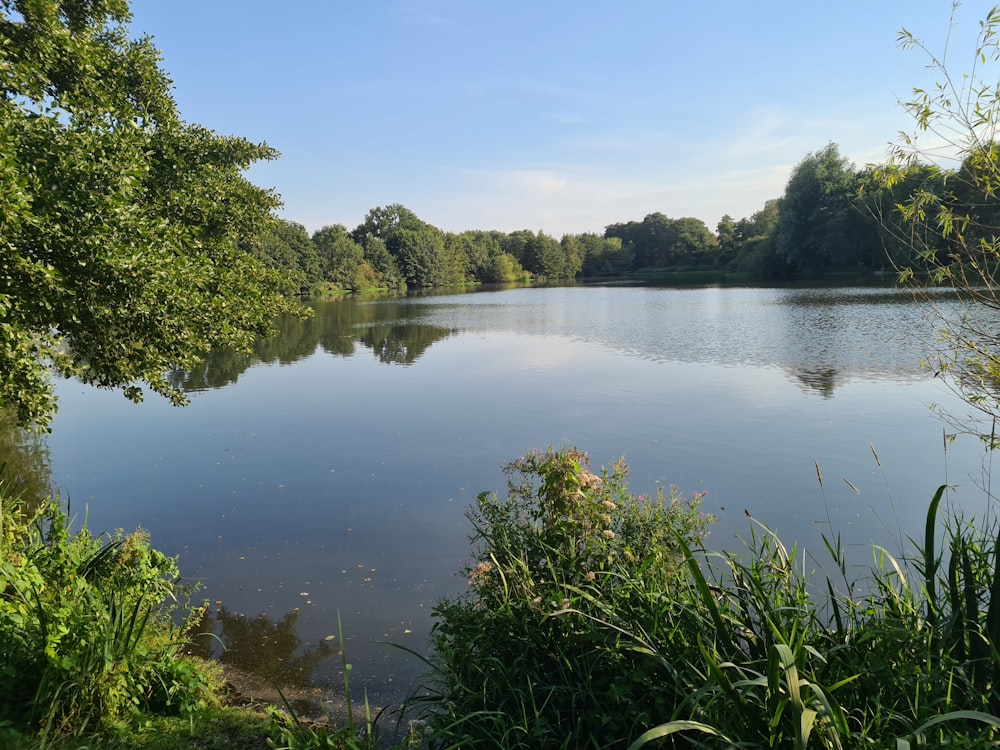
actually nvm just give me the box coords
[627,488,1000,747]
[423,447,1000,748]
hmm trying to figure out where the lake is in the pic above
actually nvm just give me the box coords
[36,283,998,704]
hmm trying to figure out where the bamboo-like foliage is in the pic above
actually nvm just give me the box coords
[873,4,1000,448]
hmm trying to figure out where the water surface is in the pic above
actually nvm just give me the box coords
[43,284,996,703]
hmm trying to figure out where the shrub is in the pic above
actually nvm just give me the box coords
[0,491,216,742]
[427,447,712,748]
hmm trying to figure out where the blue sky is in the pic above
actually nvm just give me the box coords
[129,1,997,237]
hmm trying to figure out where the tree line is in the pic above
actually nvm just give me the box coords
[246,204,587,293]
[260,142,996,293]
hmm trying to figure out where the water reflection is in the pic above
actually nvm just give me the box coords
[358,323,455,365]
[44,283,991,706]
[187,605,334,687]
[792,367,839,399]
[0,414,55,505]
[168,295,457,391]
[167,285,947,400]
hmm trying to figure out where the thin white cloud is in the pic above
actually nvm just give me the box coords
[390,0,469,34]
[423,161,792,236]
[548,112,591,126]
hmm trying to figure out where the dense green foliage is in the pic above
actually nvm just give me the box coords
[0,0,306,429]
[423,450,1000,748]
[426,448,712,748]
[245,221,323,297]
[299,128,991,292]
[0,491,216,744]
[307,205,531,292]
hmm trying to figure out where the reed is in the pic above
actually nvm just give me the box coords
[628,487,1000,747]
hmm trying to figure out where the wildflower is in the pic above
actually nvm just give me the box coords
[602,529,615,539]
[532,596,542,606]
[585,571,596,582]
[602,500,617,510]
[468,560,494,587]
[599,513,612,525]
[560,598,571,610]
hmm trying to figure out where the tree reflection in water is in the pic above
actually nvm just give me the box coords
[167,294,456,393]
[0,413,55,507]
[186,606,335,688]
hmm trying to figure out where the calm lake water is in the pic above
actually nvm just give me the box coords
[38,284,1000,704]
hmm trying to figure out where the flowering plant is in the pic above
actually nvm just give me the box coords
[429,447,713,746]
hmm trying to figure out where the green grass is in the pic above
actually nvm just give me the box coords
[0,490,222,746]
[36,708,274,750]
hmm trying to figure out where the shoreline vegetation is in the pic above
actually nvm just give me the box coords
[6,448,1000,748]
[314,268,894,299]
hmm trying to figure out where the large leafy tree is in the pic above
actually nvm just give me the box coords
[775,143,858,274]
[0,0,301,427]
[729,200,789,278]
[312,224,366,290]
[605,213,716,270]
[459,231,523,283]
[245,220,322,296]
[573,233,628,277]
[671,216,719,265]
[503,230,572,280]
[388,225,447,287]
[351,203,423,245]
[353,205,458,288]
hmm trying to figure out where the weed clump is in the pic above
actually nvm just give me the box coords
[427,447,712,747]
[0,493,217,744]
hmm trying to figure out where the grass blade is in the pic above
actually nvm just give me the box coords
[626,720,732,750]
[675,533,736,655]
[924,484,948,625]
